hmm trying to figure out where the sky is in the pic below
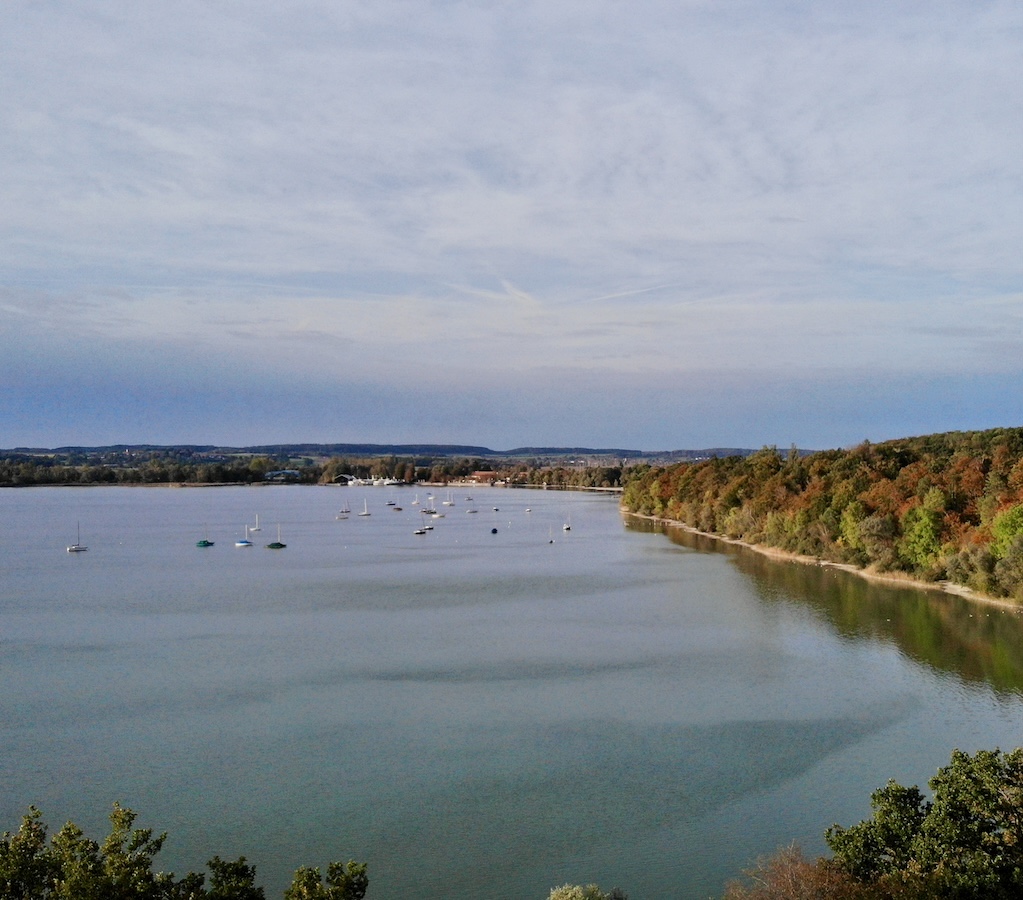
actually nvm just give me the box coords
[2,1,1021,452]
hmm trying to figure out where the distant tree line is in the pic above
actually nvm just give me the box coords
[0,449,316,486]
[621,427,1023,600]
[509,464,625,489]
[0,448,630,491]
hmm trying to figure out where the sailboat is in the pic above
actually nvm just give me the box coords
[196,525,215,548]
[265,524,286,549]
[235,525,253,547]
[358,499,371,516]
[250,514,261,532]
[563,514,572,532]
[67,521,88,553]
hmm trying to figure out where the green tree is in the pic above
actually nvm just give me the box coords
[283,861,368,900]
[825,781,928,882]
[206,856,265,899]
[991,504,1023,558]
[0,806,55,898]
[898,505,942,571]
[1,805,367,900]
[826,747,1023,898]
[548,885,627,900]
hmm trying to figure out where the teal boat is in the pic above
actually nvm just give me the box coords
[265,524,286,549]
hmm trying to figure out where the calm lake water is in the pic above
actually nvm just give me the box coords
[2,485,1022,899]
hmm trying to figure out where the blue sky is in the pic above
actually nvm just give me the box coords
[2,1,1021,451]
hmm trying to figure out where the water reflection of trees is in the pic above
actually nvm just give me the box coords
[628,516,1023,696]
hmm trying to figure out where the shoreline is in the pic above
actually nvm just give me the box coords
[623,509,1020,611]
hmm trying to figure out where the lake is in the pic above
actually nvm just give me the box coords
[2,485,1022,899]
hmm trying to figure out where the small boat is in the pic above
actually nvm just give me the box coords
[413,526,427,535]
[442,491,454,506]
[235,525,253,547]
[196,526,214,548]
[250,514,261,532]
[67,522,88,553]
[265,524,286,549]
[411,494,420,505]
[358,500,371,516]
[563,515,572,532]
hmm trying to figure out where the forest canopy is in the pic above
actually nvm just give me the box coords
[621,427,1023,600]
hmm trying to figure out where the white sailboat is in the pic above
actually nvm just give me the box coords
[67,521,88,553]
[235,525,253,547]
[250,514,261,532]
[358,499,371,516]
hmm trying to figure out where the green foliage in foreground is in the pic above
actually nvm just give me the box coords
[547,885,628,900]
[9,750,1020,900]
[725,747,1023,899]
[827,747,1023,898]
[0,803,367,900]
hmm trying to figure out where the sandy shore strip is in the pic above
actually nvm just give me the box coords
[623,510,1021,611]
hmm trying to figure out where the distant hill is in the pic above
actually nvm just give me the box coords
[4,442,760,460]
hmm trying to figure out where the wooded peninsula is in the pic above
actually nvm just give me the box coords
[620,426,1023,603]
